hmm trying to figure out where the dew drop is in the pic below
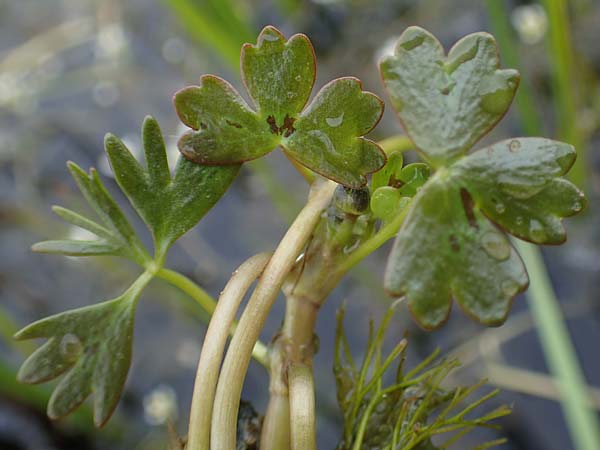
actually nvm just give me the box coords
[529,219,547,242]
[295,75,301,82]
[501,280,519,297]
[60,333,83,361]
[572,201,582,213]
[480,231,511,260]
[262,32,279,42]
[495,202,506,214]
[509,139,521,152]
[326,112,344,128]
[516,216,524,225]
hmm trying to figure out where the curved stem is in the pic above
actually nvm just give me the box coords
[187,252,271,450]
[260,391,291,450]
[377,135,414,155]
[210,179,336,450]
[156,267,270,368]
[288,363,316,450]
[156,267,217,314]
[332,202,411,279]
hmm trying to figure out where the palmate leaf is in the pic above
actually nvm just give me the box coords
[380,26,519,167]
[380,28,586,329]
[105,116,240,258]
[15,272,153,427]
[174,25,385,188]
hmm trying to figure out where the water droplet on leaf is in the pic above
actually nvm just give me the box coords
[529,219,547,242]
[480,231,511,260]
[509,139,521,152]
[495,202,506,214]
[326,112,344,128]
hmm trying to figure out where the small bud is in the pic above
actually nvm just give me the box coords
[333,185,370,216]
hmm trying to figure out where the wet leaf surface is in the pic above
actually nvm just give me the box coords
[174,26,385,188]
[105,116,240,257]
[15,272,152,427]
[380,26,519,167]
[384,138,585,329]
[381,28,586,329]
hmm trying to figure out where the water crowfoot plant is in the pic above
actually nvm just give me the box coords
[15,25,586,450]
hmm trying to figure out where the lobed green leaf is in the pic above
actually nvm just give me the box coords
[384,138,585,329]
[451,137,585,244]
[282,77,385,187]
[105,116,241,258]
[175,76,277,164]
[384,174,528,329]
[380,28,585,329]
[241,25,315,122]
[15,272,153,427]
[174,26,385,188]
[380,26,519,167]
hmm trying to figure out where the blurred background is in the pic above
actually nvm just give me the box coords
[1,0,599,449]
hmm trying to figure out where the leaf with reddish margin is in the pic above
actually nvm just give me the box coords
[174,26,385,188]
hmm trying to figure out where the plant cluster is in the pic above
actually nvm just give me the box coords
[15,24,585,449]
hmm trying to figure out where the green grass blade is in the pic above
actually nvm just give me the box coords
[514,240,600,450]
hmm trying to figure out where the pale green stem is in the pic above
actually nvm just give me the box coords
[377,135,414,155]
[210,179,336,450]
[332,202,411,279]
[187,252,271,450]
[514,240,600,450]
[288,363,316,450]
[541,0,585,185]
[155,267,270,368]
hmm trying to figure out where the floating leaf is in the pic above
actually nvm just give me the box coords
[380,26,519,166]
[105,116,240,257]
[384,138,585,329]
[33,164,150,265]
[380,28,585,329]
[15,272,153,426]
[384,175,528,329]
[174,26,385,188]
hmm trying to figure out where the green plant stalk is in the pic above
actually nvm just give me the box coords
[333,203,411,279]
[155,267,270,368]
[161,0,244,68]
[187,252,271,450]
[378,135,414,155]
[514,240,600,450]
[210,179,336,450]
[541,0,585,185]
[288,363,316,450]
[261,201,411,450]
[484,0,542,136]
